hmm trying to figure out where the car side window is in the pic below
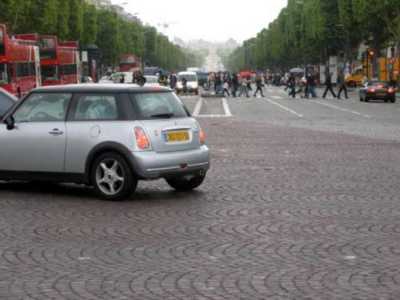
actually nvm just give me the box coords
[0,93,13,116]
[13,93,71,123]
[73,95,119,121]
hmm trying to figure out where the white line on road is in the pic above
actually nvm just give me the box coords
[309,100,371,118]
[192,98,203,117]
[195,114,231,118]
[222,98,233,117]
[266,99,304,118]
[271,95,283,100]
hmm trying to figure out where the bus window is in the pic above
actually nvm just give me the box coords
[0,28,4,55]
[0,64,9,84]
[41,65,58,81]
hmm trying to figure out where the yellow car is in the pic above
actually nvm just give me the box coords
[345,68,364,87]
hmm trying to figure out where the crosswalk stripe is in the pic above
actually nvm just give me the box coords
[266,99,304,118]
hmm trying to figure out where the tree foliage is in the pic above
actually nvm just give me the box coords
[225,0,400,72]
[0,0,203,70]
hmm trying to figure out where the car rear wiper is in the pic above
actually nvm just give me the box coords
[150,113,175,119]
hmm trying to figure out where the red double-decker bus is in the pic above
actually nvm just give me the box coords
[0,24,41,97]
[16,34,80,86]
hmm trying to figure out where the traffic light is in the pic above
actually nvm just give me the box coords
[368,49,375,57]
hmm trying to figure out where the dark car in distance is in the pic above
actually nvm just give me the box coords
[359,81,396,103]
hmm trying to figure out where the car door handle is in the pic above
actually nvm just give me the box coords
[49,129,64,136]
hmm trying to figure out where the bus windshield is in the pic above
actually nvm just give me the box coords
[0,29,4,55]
[0,64,9,84]
[41,65,58,81]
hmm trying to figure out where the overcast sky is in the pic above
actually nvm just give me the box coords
[113,0,287,42]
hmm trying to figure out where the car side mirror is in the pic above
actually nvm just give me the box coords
[4,115,15,130]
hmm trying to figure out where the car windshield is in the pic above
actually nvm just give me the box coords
[131,92,189,119]
[0,63,9,84]
[178,75,197,82]
[41,65,58,81]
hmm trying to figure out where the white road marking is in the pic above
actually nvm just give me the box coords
[271,95,283,100]
[222,98,233,117]
[192,97,233,118]
[310,100,371,118]
[192,98,203,117]
[195,114,231,118]
[266,99,304,118]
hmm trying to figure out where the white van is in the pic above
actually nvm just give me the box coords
[176,71,199,95]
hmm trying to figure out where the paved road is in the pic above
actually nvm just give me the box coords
[1,87,400,299]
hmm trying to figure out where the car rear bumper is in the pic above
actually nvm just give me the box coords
[130,146,210,179]
[364,92,395,99]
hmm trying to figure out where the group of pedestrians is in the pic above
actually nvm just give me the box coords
[207,72,267,98]
[322,71,348,99]
[286,73,317,99]
[285,71,349,100]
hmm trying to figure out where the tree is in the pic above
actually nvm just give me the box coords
[68,0,83,40]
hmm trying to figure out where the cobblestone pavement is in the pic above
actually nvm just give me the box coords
[1,93,400,299]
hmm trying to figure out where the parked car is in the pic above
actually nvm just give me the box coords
[176,72,199,95]
[359,81,396,103]
[0,88,17,120]
[0,84,210,200]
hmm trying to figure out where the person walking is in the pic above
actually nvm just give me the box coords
[169,73,177,90]
[253,75,265,97]
[223,80,231,97]
[305,73,317,98]
[231,73,239,97]
[182,77,188,95]
[238,76,249,97]
[337,71,348,99]
[288,74,297,98]
[133,71,146,86]
[246,76,253,92]
[215,73,222,95]
[322,72,337,99]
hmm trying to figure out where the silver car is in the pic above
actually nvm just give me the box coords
[0,84,210,200]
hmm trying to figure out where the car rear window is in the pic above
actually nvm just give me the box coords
[131,92,190,120]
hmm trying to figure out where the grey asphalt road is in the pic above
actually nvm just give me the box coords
[192,86,400,141]
[0,87,400,299]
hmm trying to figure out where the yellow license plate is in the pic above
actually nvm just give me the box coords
[166,131,189,142]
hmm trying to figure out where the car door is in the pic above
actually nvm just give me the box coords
[65,93,126,174]
[0,92,71,172]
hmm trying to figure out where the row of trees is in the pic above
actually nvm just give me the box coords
[0,0,203,70]
[225,0,400,72]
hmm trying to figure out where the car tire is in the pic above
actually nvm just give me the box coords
[364,97,369,102]
[166,172,206,191]
[391,98,396,103]
[360,96,364,102]
[91,152,137,201]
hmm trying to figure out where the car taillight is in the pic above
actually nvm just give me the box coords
[388,87,395,93]
[199,128,206,145]
[135,127,151,150]
[368,88,376,93]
